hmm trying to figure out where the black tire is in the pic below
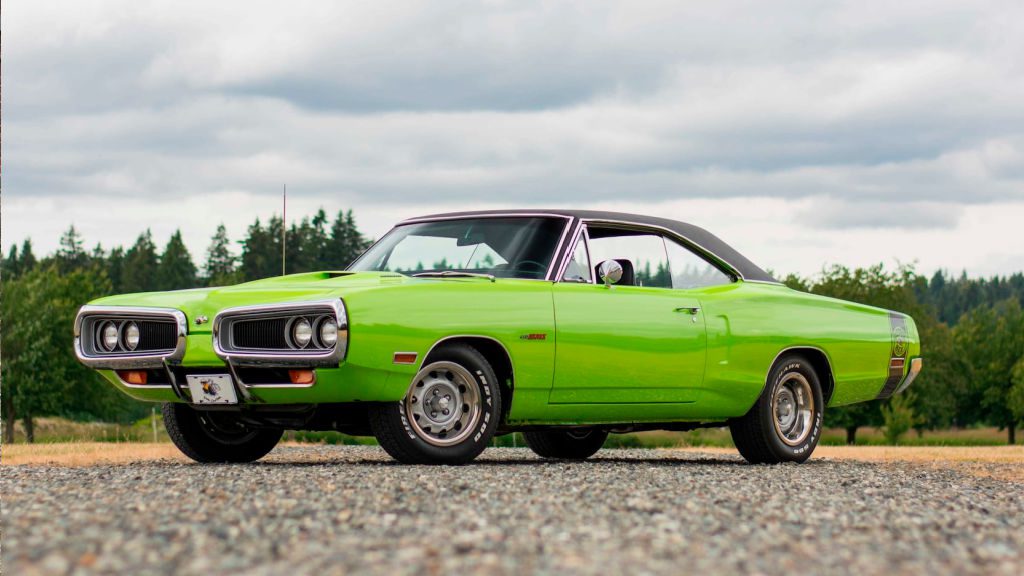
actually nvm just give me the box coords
[729,354,824,464]
[162,403,283,463]
[523,428,608,460]
[369,344,502,465]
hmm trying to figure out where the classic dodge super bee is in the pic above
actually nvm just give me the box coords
[75,210,922,465]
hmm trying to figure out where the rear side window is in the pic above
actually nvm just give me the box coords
[665,237,733,289]
[586,229,671,288]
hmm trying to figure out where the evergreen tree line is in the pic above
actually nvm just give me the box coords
[1,209,371,442]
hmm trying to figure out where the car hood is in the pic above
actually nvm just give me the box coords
[89,271,411,332]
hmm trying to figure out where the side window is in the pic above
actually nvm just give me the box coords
[562,234,592,283]
[665,237,733,289]
[586,228,671,288]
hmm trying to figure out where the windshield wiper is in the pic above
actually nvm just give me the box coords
[412,271,496,282]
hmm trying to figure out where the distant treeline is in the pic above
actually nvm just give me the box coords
[1,212,1022,445]
[1,208,372,293]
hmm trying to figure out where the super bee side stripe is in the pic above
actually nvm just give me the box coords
[876,312,910,399]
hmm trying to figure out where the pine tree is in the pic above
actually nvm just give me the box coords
[158,230,198,290]
[204,224,238,286]
[326,210,370,269]
[19,239,37,272]
[311,209,330,269]
[3,244,19,278]
[122,230,160,293]
[240,218,280,281]
[56,225,89,273]
[107,247,125,294]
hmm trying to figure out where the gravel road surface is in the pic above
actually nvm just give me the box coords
[3,446,1022,576]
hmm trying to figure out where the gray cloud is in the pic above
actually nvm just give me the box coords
[4,0,1024,265]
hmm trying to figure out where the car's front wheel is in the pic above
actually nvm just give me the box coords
[729,354,824,464]
[162,403,283,463]
[369,344,502,464]
[523,428,608,460]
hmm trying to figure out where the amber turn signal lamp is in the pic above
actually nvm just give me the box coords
[117,370,148,385]
[288,370,316,385]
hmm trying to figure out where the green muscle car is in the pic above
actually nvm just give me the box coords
[75,210,922,465]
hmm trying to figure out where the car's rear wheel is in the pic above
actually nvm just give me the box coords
[162,403,283,463]
[369,344,501,464]
[523,428,608,460]
[729,354,824,464]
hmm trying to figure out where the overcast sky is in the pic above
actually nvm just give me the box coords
[3,1,1023,278]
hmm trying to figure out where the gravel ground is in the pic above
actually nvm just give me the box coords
[3,446,1022,576]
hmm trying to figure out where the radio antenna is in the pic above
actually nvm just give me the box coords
[282,184,287,276]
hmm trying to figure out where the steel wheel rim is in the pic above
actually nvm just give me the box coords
[771,372,814,446]
[405,361,482,447]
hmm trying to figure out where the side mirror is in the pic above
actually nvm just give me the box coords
[597,260,623,287]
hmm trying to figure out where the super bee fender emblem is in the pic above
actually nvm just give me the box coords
[892,325,909,358]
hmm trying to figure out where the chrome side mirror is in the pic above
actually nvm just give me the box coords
[597,260,623,287]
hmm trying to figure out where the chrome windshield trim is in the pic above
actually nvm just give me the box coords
[213,299,348,367]
[356,212,574,282]
[74,306,188,370]
[577,218,744,282]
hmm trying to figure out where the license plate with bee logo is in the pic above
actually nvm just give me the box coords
[185,374,238,405]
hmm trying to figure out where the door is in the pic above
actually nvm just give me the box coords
[549,226,711,404]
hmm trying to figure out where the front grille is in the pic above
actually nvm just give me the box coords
[137,321,179,351]
[212,300,348,366]
[232,317,290,350]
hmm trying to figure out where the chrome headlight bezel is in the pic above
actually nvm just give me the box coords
[212,299,349,367]
[74,306,188,369]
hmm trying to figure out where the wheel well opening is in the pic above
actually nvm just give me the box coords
[426,337,514,419]
[783,348,835,405]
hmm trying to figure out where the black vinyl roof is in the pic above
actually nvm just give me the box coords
[403,209,778,283]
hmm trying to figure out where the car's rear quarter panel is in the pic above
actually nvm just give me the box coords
[699,282,914,417]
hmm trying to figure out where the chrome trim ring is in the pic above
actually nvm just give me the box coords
[405,361,482,447]
[74,306,188,370]
[213,299,348,367]
[772,372,815,446]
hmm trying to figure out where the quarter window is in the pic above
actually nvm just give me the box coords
[562,234,592,283]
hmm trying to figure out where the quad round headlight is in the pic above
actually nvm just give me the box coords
[291,318,313,349]
[100,322,119,352]
[124,322,141,351]
[319,318,339,348]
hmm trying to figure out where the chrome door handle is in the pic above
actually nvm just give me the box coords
[674,307,701,315]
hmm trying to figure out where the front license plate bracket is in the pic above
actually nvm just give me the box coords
[186,374,239,405]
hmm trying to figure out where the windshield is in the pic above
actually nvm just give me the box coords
[350,217,567,280]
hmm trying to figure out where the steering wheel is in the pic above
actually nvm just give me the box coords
[515,260,547,275]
